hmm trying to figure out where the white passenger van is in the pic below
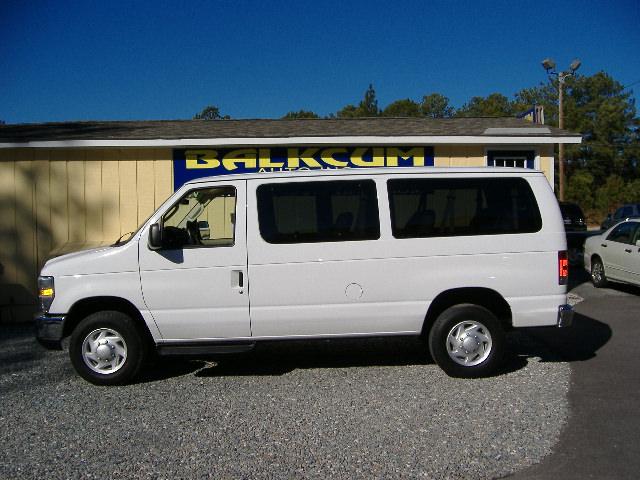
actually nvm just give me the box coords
[35,167,573,384]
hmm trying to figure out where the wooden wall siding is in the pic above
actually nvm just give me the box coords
[539,144,555,185]
[434,146,486,167]
[0,144,555,321]
[435,145,555,185]
[0,148,173,317]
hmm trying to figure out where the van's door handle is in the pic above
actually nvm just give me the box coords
[601,243,607,248]
[232,270,244,294]
[625,248,632,253]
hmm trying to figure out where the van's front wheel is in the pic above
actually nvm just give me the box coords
[69,311,146,385]
[428,305,505,378]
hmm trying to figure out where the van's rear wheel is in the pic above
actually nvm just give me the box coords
[428,305,505,378]
[69,311,146,385]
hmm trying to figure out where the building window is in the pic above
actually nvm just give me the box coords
[387,177,542,238]
[257,180,380,244]
[487,150,535,169]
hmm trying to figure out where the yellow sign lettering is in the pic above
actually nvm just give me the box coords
[287,148,322,168]
[258,148,284,168]
[185,150,221,169]
[351,147,385,167]
[222,149,257,171]
[321,148,349,167]
[386,147,425,167]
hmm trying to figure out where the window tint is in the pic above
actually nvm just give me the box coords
[257,180,380,244]
[607,222,638,245]
[162,186,236,248]
[388,177,542,238]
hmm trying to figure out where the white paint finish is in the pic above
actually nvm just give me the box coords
[507,294,568,327]
[584,221,640,287]
[39,166,571,347]
[245,172,567,337]
[184,166,550,190]
[137,180,250,340]
[483,127,551,134]
[48,271,144,315]
[41,241,138,277]
[0,135,582,149]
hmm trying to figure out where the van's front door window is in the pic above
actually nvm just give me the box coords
[162,187,236,248]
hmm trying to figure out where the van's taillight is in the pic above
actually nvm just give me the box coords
[558,251,569,285]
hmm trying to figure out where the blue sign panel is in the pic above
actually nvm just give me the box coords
[173,146,434,190]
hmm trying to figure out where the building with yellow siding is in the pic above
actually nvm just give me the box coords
[0,117,581,322]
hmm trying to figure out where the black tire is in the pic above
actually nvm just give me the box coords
[428,304,505,378]
[69,311,147,385]
[591,256,608,288]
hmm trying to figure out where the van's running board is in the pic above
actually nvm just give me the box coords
[157,342,256,356]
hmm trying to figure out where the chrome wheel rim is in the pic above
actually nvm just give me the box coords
[81,328,128,375]
[592,261,604,283]
[446,320,493,366]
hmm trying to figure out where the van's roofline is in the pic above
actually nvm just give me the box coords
[183,166,545,185]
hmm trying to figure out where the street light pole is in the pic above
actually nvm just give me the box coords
[558,72,566,201]
[541,58,581,201]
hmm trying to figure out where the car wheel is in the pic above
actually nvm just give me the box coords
[69,311,146,385]
[591,257,608,288]
[428,305,505,378]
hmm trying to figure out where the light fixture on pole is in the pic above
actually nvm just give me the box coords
[542,58,581,201]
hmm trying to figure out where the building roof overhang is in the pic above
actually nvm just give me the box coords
[0,117,582,149]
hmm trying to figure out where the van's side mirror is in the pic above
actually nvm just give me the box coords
[148,223,163,250]
[636,239,640,247]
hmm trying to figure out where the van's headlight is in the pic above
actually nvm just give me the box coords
[38,276,55,312]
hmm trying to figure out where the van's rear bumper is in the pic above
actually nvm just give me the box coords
[557,304,574,327]
[34,313,66,350]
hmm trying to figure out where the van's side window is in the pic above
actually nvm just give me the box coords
[162,186,236,248]
[388,178,542,238]
[257,180,380,244]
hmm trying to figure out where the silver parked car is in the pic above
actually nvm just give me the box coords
[584,219,640,287]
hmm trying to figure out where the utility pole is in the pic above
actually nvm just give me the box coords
[541,58,581,201]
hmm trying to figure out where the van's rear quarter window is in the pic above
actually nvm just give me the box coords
[388,177,542,238]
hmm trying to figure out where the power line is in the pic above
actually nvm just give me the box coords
[624,79,640,89]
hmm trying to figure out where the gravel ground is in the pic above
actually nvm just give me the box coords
[0,325,569,479]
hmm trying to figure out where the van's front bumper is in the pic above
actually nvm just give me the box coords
[557,304,574,328]
[34,313,66,350]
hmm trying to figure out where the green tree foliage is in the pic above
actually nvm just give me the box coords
[510,72,638,219]
[337,84,379,118]
[420,93,454,118]
[455,93,515,117]
[282,110,320,119]
[380,99,421,117]
[194,105,230,120]
[565,170,595,212]
[565,73,637,182]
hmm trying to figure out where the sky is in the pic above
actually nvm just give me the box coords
[1,0,639,124]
